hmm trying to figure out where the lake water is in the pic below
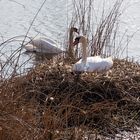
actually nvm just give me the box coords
[0,0,140,77]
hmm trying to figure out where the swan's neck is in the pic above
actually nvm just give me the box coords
[81,39,88,63]
[69,28,74,44]
[68,28,74,58]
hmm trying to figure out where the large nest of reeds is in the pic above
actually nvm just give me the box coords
[0,59,140,139]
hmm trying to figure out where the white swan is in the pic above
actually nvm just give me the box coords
[24,27,79,54]
[72,36,113,72]
[24,36,64,54]
[68,27,79,57]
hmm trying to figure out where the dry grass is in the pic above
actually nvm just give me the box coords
[0,0,140,139]
[0,58,139,139]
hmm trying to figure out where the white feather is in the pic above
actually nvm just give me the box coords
[24,37,64,54]
[73,36,113,72]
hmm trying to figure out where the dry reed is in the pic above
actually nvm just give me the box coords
[0,58,139,139]
[69,0,126,58]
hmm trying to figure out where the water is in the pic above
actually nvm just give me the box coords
[0,0,69,77]
[120,0,140,60]
[0,0,140,77]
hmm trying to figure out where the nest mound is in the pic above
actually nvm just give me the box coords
[0,59,140,139]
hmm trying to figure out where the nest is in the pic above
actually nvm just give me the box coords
[0,59,140,139]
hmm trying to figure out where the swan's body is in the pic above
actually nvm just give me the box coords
[24,27,79,54]
[73,36,113,72]
[73,56,113,72]
[24,37,64,54]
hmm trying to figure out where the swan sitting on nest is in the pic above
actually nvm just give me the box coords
[72,36,113,72]
[24,36,64,54]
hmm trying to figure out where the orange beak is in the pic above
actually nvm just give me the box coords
[73,39,79,46]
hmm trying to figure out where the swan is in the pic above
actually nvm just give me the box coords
[24,27,79,54]
[72,36,113,72]
[24,36,64,54]
[68,27,79,57]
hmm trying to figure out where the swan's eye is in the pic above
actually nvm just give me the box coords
[75,36,81,42]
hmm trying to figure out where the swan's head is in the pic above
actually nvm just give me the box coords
[70,27,79,34]
[73,36,87,46]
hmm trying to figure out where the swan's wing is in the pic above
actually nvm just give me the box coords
[41,37,65,51]
[73,59,86,71]
[30,37,64,53]
[87,57,113,72]
[41,37,57,45]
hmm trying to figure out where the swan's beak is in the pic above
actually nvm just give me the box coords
[73,40,79,46]
[73,36,81,46]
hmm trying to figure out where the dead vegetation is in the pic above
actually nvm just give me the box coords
[0,58,139,139]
